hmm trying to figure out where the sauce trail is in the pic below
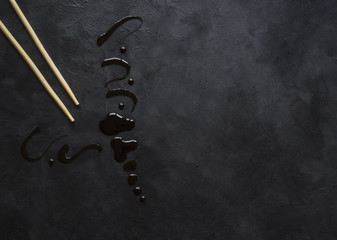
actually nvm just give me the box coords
[21,127,66,162]
[97,16,143,47]
[101,58,131,87]
[57,144,102,164]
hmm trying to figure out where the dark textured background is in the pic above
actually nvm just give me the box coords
[1,0,337,239]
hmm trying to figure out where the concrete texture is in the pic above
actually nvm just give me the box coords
[1,0,337,239]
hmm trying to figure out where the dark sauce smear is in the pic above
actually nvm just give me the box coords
[97,16,143,47]
[101,58,130,74]
[119,102,125,110]
[128,173,138,186]
[106,89,137,112]
[21,127,65,163]
[140,196,146,203]
[57,144,102,164]
[97,15,146,202]
[133,187,142,196]
[101,58,130,87]
[99,113,135,136]
[128,78,134,86]
[49,159,54,168]
[111,137,137,162]
[120,46,127,53]
[124,160,137,172]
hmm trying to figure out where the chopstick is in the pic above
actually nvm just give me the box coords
[9,0,79,106]
[0,20,75,122]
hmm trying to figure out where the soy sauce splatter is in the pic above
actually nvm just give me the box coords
[128,173,138,186]
[133,187,142,196]
[49,159,54,168]
[119,103,125,110]
[97,15,146,202]
[21,127,65,163]
[128,78,134,86]
[99,113,135,136]
[120,46,127,53]
[101,58,131,87]
[101,58,130,74]
[111,137,137,163]
[97,16,143,47]
[57,144,102,164]
[140,196,146,203]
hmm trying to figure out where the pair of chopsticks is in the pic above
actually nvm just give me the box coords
[0,0,78,122]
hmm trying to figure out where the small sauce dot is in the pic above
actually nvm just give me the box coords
[128,78,134,86]
[119,102,125,110]
[140,196,146,203]
[120,46,127,53]
[133,187,142,196]
[128,173,138,186]
[49,159,54,168]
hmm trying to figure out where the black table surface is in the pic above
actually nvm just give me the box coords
[1,0,337,239]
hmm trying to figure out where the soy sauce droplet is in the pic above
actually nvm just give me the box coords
[49,159,54,168]
[111,137,138,163]
[119,102,125,110]
[97,16,143,47]
[133,187,142,196]
[120,46,127,53]
[99,113,135,136]
[128,78,134,86]
[106,89,137,112]
[128,173,138,186]
[140,196,146,203]
[21,127,66,162]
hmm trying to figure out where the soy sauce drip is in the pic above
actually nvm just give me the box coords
[133,187,142,196]
[101,58,130,87]
[49,159,54,168]
[57,144,102,164]
[99,113,135,136]
[97,16,143,47]
[123,161,137,172]
[119,103,125,110]
[106,89,137,112]
[101,58,130,73]
[128,173,138,186]
[21,127,66,162]
[128,78,134,86]
[120,46,127,53]
[140,196,146,203]
[111,137,138,162]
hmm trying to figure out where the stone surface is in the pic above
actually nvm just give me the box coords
[1,0,337,239]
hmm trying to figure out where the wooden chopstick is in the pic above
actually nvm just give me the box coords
[9,0,79,106]
[0,20,75,122]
